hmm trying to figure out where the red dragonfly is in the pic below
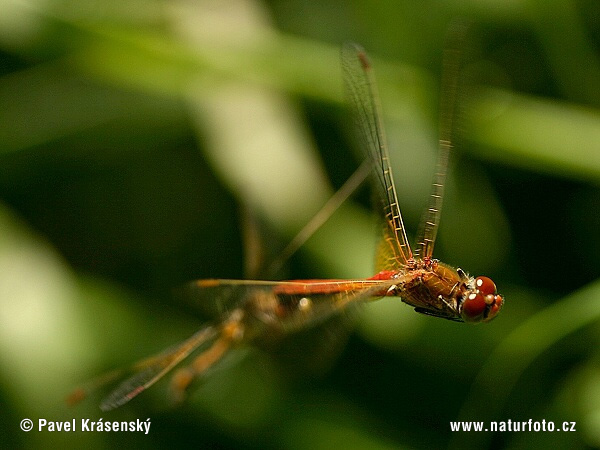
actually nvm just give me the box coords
[68,43,503,411]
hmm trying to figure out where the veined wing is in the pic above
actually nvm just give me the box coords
[75,326,219,411]
[341,43,413,270]
[415,22,465,259]
[102,326,218,411]
[114,278,394,408]
[70,279,398,411]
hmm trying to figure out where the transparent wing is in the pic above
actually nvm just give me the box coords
[186,279,393,374]
[186,278,395,330]
[341,43,412,270]
[374,232,407,274]
[180,277,373,320]
[70,278,397,411]
[99,326,218,411]
[415,22,466,259]
[176,279,252,319]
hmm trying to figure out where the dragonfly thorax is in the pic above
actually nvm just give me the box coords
[424,263,503,323]
[378,260,502,323]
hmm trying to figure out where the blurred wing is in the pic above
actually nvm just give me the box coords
[191,279,388,375]
[341,43,412,270]
[99,325,218,411]
[263,312,356,377]
[176,279,256,319]
[86,278,395,410]
[186,278,394,329]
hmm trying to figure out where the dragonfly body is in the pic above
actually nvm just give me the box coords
[69,42,503,411]
[196,256,501,343]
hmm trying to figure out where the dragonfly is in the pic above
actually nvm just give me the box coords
[68,42,503,412]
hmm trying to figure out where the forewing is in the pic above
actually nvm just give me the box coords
[415,22,466,259]
[341,43,412,270]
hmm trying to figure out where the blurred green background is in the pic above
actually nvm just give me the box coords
[2,0,600,448]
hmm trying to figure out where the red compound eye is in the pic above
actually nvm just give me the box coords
[461,293,486,322]
[475,276,496,296]
[462,277,503,323]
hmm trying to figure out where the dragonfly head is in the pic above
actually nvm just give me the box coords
[460,276,503,323]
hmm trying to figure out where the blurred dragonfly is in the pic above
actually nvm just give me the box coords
[68,43,503,411]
